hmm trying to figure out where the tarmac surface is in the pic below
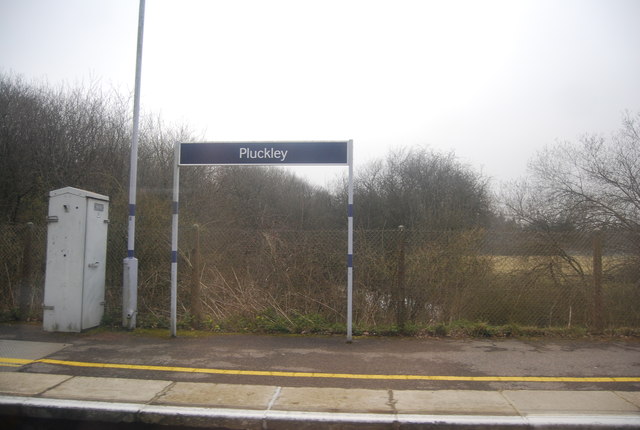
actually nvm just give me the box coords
[0,323,639,429]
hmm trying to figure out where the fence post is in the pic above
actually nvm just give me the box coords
[592,231,604,332]
[396,225,407,331]
[18,222,34,320]
[191,224,203,328]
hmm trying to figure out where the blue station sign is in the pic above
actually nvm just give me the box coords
[179,141,349,166]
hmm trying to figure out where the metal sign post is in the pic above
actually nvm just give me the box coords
[347,141,354,342]
[170,142,181,337]
[170,141,354,341]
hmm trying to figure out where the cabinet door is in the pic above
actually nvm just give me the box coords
[81,198,109,330]
[43,195,85,332]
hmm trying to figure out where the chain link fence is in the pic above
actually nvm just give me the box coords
[1,223,639,330]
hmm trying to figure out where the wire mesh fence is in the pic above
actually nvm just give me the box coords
[1,223,638,330]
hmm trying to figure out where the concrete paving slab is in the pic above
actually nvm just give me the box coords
[393,389,518,416]
[154,382,277,410]
[42,376,172,403]
[0,340,68,371]
[503,390,640,415]
[0,372,71,395]
[274,387,393,414]
[616,391,640,408]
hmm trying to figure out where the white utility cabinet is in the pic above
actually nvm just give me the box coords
[43,187,109,332]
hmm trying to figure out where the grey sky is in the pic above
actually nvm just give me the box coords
[1,0,639,188]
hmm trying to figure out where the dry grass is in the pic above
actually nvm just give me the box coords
[484,255,632,275]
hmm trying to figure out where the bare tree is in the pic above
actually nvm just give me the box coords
[504,111,640,236]
[0,74,133,222]
[355,147,492,230]
[0,73,203,224]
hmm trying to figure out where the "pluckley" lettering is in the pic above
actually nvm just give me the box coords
[239,147,288,162]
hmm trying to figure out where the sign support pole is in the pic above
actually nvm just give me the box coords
[347,139,354,342]
[170,142,180,337]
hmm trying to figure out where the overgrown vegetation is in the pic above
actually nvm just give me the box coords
[1,74,639,336]
[90,318,640,340]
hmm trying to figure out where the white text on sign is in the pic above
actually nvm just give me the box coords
[239,147,288,162]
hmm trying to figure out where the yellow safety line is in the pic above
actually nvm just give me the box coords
[2,356,639,383]
[0,358,33,365]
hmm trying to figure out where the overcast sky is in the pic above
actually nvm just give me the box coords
[1,0,639,188]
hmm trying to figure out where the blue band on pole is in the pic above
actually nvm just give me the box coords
[348,204,354,217]
[347,254,353,268]
[172,201,179,214]
[129,204,136,216]
[171,251,178,263]
[127,250,135,258]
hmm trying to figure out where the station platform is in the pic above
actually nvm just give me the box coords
[0,372,639,428]
[0,325,639,429]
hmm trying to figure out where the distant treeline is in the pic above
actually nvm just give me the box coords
[0,73,496,232]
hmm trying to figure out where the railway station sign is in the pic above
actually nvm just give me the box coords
[179,141,349,166]
[170,140,355,342]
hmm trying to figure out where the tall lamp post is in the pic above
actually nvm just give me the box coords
[123,0,145,329]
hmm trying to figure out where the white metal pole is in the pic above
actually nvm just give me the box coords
[123,0,145,329]
[170,142,181,337]
[347,139,354,342]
